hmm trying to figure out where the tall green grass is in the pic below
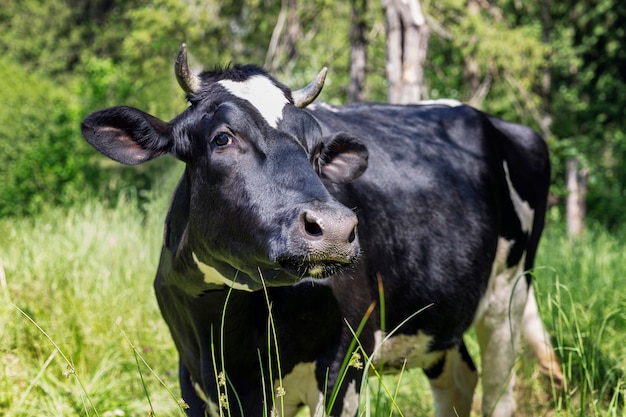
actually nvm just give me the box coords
[0,169,183,416]
[530,224,626,416]
[1,180,624,417]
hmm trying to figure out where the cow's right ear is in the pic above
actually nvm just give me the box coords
[81,106,175,165]
[315,133,369,183]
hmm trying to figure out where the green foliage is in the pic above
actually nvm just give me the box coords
[549,0,626,228]
[1,0,625,226]
[425,0,548,124]
[0,57,98,217]
[0,0,77,76]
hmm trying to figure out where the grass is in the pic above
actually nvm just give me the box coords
[1,181,625,416]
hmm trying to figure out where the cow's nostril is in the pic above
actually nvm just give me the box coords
[304,217,323,237]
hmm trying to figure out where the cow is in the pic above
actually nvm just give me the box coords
[81,44,563,417]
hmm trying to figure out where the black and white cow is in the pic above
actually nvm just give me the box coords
[81,44,563,417]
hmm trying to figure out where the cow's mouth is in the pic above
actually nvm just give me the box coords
[278,257,352,279]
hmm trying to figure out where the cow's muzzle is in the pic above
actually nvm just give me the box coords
[278,205,360,279]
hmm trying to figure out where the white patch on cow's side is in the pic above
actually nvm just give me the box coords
[218,76,289,128]
[502,161,534,233]
[371,330,442,372]
[191,252,254,292]
[473,236,529,417]
[417,98,463,107]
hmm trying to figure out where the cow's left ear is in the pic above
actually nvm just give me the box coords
[81,106,177,165]
[314,133,368,183]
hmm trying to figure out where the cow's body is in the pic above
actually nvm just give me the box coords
[82,45,562,417]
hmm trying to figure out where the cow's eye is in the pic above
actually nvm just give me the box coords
[213,133,232,147]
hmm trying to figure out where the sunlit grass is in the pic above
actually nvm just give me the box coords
[0,182,181,416]
[0,183,624,417]
[530,224,626,416]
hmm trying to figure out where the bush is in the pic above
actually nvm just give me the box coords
[0,58,100,217]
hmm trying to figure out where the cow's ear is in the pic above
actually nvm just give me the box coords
[81,106,174,165]
[316,133,368,183]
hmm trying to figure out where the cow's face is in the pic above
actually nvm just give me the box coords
[81,47,368,291]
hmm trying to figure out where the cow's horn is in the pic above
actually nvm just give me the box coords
[175,43,201,94]
[292,67,328,108]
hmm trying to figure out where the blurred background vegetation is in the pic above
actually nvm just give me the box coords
[0,0,624,225]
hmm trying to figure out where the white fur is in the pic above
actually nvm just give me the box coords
[272,362,358,417]
[503,161,534,233]
[417,98,463,107]
[473,237,529,417]
[218,76,289,128]
[192,252,254,292]
[371,330,441,371]
[428,346,478,417]
[307,102,339,113]
[275,361,321,417]
[338,380,359,417]
[471,170,536,416]
[193,381,220,416]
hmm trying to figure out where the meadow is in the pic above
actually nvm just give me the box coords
[1,175,624,416]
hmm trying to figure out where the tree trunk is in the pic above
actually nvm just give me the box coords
[285,0,300,61]
[464,0,481,93]
[539,0,553,138]
[566,158,588,238]
[265,0,300,72]
[348,0,368,103]
[383,0,430,104]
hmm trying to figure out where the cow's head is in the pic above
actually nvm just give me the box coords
[81,44,368,291]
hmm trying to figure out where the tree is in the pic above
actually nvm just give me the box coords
[0,58,95,216]
[2,0,625,229]
[566,159,588,237]
[549,0,626,228]
[348,0,368,103]
[382,0,430,104]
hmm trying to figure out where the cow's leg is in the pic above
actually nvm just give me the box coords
[274,361,357,417]
[315,376,360,417]
[425,342,478,417]
[522,285,564,389]
[474,249,529,417]
[179,360,213,417]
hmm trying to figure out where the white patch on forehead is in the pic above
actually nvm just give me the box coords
[417,98,463,107]
[371,330,442,371]
[192,252,254,292]
[502,161,534,233]
[218,75,289,128]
